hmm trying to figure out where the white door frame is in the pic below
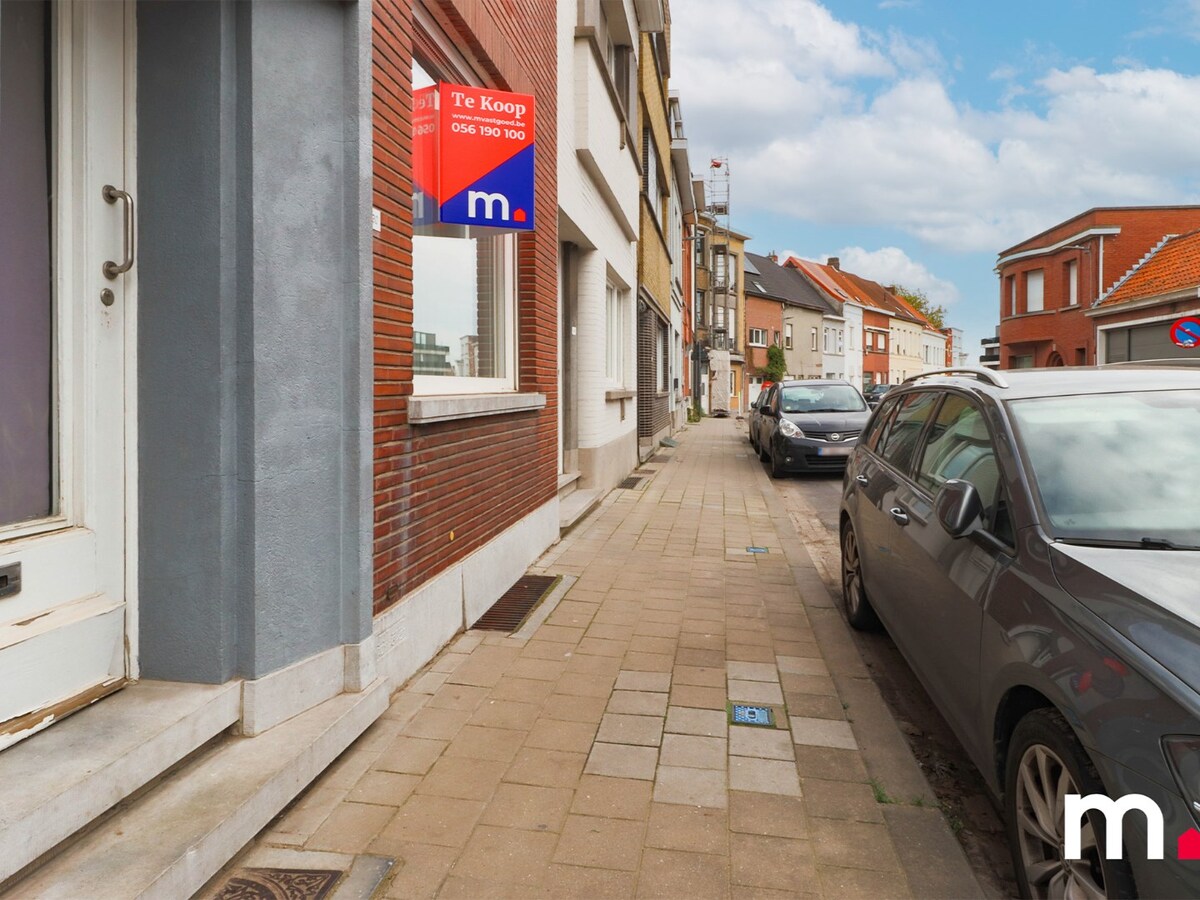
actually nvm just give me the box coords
[0,0,137,748]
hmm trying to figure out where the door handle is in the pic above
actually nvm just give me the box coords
[855,475,869,486]
[102,185,135,279]
[889,507,909,526]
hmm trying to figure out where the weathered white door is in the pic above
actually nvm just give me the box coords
[0,0,134,750]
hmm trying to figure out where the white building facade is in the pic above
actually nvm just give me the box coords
[557,0,644,500]
[921,328,948,372]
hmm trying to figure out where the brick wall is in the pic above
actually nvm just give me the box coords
[745,295,783,374]
[372,0,558,614]
[997,207,1200,367]
[862,309,890,383]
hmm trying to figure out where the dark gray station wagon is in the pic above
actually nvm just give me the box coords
[839,364,1200,899]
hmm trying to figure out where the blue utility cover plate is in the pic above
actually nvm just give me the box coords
[746,546,769,554]
[731,705,775,727]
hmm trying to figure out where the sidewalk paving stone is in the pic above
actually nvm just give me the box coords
[652,765,728,808]
[584,742,660,780]
[597,713,665,746]
[729,756,803,796]
[659,733,727,770]
[224,419,983,899]
[790,716,858,751]
[573,774,654,819]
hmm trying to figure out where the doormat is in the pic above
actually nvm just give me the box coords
[210,867,342,900]
[474,574,560,632]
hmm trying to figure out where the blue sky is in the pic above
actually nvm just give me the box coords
[671,0,1200,358]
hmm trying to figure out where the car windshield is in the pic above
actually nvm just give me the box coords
[779,384,866,414]
[1009,389,1200,545]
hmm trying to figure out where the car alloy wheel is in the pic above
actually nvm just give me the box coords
[1005,709,1137,900]
[840,524,880,630]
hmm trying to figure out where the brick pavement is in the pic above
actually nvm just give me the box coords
[233,418,983,899]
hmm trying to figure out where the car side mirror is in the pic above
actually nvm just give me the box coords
[935,479,984,538]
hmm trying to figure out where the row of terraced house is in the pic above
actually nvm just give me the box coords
[0,0,723,893]
[687,240,967,413]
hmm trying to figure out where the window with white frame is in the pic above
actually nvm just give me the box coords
[1065,260,1078,306]
[785,323,793,350]
[658,322,669,392]
[811,327,818,351]
[1025,269,1044,312]
[606,282,624,382]
[836,329,844,354]
[748,327,766,346]
[643,129,663,225]
[412,55,516,395]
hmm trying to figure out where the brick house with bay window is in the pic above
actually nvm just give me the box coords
[996,206,1200,368]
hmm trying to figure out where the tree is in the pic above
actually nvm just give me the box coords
[891,285,946,330]
[762,344,787,382]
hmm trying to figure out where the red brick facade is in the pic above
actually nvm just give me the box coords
[996,207,1200,368]
[745,294,783,374]
[862,309,890,385]
[372,0,558,614]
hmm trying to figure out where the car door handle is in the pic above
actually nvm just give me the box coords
[855,475,869,486]
[889,507,909,526]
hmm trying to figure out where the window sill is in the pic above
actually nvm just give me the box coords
[408,392,546,424]
[605,389,636,401]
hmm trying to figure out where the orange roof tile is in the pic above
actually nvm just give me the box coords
[1100,229,1200,306]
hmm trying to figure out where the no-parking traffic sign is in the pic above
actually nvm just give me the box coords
[1170,317,1200,348]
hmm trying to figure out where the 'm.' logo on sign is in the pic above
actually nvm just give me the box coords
[412,83,536,233]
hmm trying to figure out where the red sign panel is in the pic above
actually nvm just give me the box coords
[412,83,536,232]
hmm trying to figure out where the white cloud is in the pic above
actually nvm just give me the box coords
[833,246,961,306]
[673,2,1200,254]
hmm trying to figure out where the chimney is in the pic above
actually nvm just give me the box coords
[768,250,778,264]
[827,256,840,270]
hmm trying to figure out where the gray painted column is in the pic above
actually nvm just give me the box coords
[138,0,372,683]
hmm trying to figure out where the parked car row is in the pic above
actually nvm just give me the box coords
[837,363,1200,899]
[748,380,872,478]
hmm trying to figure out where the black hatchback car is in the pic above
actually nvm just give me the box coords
[840,364,1200,899]
[753,380,871,477]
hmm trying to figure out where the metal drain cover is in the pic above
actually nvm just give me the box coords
[211,868,342,900]
[618,476,643,489]
[473,574,559,632]
[731,705,775,727]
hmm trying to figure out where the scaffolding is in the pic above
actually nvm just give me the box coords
[705,157,736,412]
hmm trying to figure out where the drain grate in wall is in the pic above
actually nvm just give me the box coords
[618,476,644,489]
[210,867,343,900]
[474,574,559,632]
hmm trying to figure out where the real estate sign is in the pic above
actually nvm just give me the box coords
[412,83,536,233]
